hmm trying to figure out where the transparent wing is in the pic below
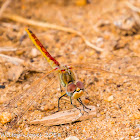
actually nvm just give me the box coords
[1,56,140,131]
[69,56,140,81]
[0,69,60,131]
[68,56,140,115]
[1,69,56,111]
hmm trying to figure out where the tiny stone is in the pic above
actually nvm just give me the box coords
[23,84,30,90]
[44,104,55,111]
[0,112,12,124]
[0,96,7,104]
[107,95,114,102]
[30,48,39,57]
[133,113,140,119]
[0,85,5,89]
[84,99,90,104]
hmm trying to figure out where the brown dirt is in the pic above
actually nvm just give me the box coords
[0,0,140,139]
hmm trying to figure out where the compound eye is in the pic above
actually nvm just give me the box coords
[67,83,76,93]
[76,81,84,89]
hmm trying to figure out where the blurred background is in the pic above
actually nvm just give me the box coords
[0,0,140,139]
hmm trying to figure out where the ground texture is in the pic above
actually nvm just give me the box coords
[0,0,140,139]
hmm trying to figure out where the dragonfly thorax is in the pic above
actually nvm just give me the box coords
[59,65,75,87]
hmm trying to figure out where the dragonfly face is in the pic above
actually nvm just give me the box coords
[67,81,84,99]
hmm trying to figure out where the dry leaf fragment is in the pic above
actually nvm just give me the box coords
[30,105,96,126]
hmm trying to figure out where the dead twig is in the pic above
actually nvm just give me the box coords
[126,2,140,13]
[0,0,12,18]
[0,54,25,65]
[126,2,140,25]
[2,13,103,52]
[0,47,17,52]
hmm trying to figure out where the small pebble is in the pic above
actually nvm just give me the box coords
[84,99,90,104]
[23,84,30,90]
[107,95,114,102]
[43,104,55,111]
[0,96,7,104]
[0,112,12,124]
[133,112,140,119]
[30,48,39,57]
[0,85,5,89]
[65,136,79,140]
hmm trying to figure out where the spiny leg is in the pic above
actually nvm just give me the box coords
[60,84,63,93]
[78,98,91,111]
[70,96,82,114]
[77,98,88,113]
[57,93,67,111]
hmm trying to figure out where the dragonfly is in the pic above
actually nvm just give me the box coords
[1,28,140,132]
[25,28,91,114]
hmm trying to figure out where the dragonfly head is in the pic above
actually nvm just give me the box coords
[67,81,84,99]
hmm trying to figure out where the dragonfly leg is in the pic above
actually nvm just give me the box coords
[70,96,82,115]
[57,93,67,111]
[77,98,88,113]
[78,98,91,111]
[60,84,63,93]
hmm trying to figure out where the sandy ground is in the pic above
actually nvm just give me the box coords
[0,0,140,139]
